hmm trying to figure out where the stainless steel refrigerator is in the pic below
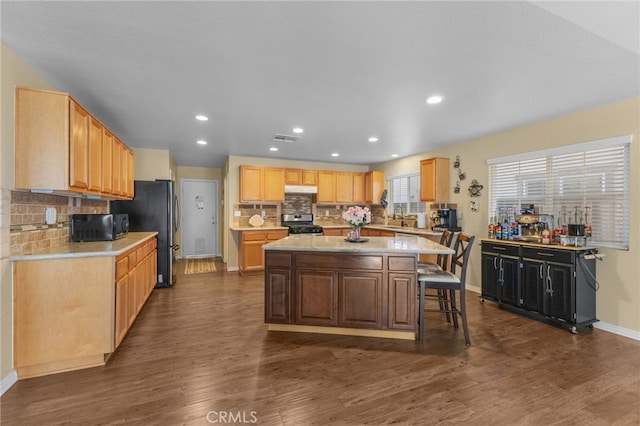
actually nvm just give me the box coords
[111,180,180,288]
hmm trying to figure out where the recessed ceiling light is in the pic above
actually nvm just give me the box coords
[391,154,399,158]
[197,140,207,145]
[426,95,444,105]
[368,137,378,143]
[331,153,339,157]
[292,127,304,134]
[270,147,278,152]
[195,115,209,121]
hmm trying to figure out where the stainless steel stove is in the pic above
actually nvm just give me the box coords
[282,213,324,235]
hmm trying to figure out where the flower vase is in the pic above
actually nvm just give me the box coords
[351,227,361,241]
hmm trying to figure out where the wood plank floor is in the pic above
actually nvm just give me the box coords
[2,259,639,425]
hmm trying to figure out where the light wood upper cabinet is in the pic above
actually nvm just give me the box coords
[88,117,103,193]
[112,138,123,196]
[420,157,450,202]
[353,172,366,204]
[285,169,302,185]
[240,165,264,202]
[101,129,113,194]
[335,172,354,203]
[69,101,90,190]
[301,170,318,185]
[264,168,285,202]
[240,166,285,203]
[126,148,134,197]
[317,171,336,203]
[15,87,133,199]
[365,171,385,204]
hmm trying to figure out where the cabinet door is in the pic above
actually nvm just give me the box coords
[388,272,416,330]
[481,253,500,301]
[420,157,449,202]
[240,165,263,202]
[295,270,338,326]
[521,259,544,313]
[264,167,285,202]
[336,172,354,203]
[317,171,336,203]
[127,266,137,327]
[365,171,384,204]
[120,143,129,198]
[545,263,574,322]
[500,256,520,306]
[115,275,128,348]
[285,169,301,185]
[102,129,113,193]
[88,117,103,192]
[112,138,122,196]
[302,170,318,185]
[352,173,366,203]
[126,148,134,198]
[338,272,383,328]
[265,268,291,323]
[69,100,90,190]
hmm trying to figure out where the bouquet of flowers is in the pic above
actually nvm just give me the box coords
[342,206,372,229]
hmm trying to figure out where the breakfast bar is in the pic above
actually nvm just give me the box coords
[262,234,454,340]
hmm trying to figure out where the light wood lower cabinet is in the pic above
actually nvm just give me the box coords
[239,229,288,273]
[14,236,157,379]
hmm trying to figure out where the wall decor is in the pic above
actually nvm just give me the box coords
[453,155,460,168]
[468,179,483,197]
[454,181,461,193]
[470,200,480,212]
[458,169,466,181]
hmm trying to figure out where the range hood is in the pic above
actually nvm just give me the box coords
[284,185,318,194]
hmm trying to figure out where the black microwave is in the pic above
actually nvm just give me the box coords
[71,214,129,242]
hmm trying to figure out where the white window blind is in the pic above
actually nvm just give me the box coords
[387,173,426,215]
[487,136,631,249]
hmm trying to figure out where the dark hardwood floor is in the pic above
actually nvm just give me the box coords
[2,259,639,425]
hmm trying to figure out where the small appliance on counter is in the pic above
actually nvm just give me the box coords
[71,213,129,242]
[282,213,323,235]
[431,208,461,232]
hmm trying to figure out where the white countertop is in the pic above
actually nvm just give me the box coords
[11,232,158,261]
[263,234,454,254]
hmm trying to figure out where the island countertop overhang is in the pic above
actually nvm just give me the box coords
[262,234,454,255]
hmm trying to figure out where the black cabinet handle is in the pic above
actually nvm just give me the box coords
[536,252,554,257]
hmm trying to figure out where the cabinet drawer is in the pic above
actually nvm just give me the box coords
[128,250,137,266]
[388,256,416,272]
[266,253,291,268]
[481,242,520,257]
[297,253,383,270]
[522,247,574,264]
[267,231,288,241]
[242,232,266,242]
[116,256,128,280]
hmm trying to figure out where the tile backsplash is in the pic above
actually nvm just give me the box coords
[10,191,108,256]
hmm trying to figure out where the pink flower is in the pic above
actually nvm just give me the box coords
[342,206,372,228]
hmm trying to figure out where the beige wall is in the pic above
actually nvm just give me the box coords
[373,97,640,334]
[131,147,174,181]
[176,165,223,257]
[0,43,57,382]
[225,156,369,270]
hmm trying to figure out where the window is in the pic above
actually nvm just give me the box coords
[387,172,426,215]
[487,135,631,249]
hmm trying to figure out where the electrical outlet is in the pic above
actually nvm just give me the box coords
[325,210,330,216]
[234,210,241,217]
[45,207,57,225]
[261,210,266,217]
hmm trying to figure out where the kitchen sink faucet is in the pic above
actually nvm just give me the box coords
[393,206,405,227]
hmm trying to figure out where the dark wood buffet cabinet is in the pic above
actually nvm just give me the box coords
[480,239,598,333]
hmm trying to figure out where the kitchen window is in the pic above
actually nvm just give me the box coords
[487,135,631,249]
[387,172,426,215]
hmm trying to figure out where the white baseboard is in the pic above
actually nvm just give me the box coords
[1,370,17,395]
[227,266,239,272]
[594,321,640,341]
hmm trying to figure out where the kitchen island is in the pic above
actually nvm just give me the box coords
[263,234,454,340]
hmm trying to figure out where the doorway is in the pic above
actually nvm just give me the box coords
[181,179,218,258]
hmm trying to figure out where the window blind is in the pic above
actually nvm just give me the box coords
[487,136,631,249]
[387,172,426,215]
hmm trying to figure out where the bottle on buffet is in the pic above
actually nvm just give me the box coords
[585,207,592,239]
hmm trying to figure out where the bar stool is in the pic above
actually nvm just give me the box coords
[417,233,475,345]
[417,229,454,321]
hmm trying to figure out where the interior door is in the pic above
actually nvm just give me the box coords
[181,179,218,258]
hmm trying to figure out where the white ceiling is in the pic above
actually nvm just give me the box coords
[2,1,638,169]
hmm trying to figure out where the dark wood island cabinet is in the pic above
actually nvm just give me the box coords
[263,235,454,340]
